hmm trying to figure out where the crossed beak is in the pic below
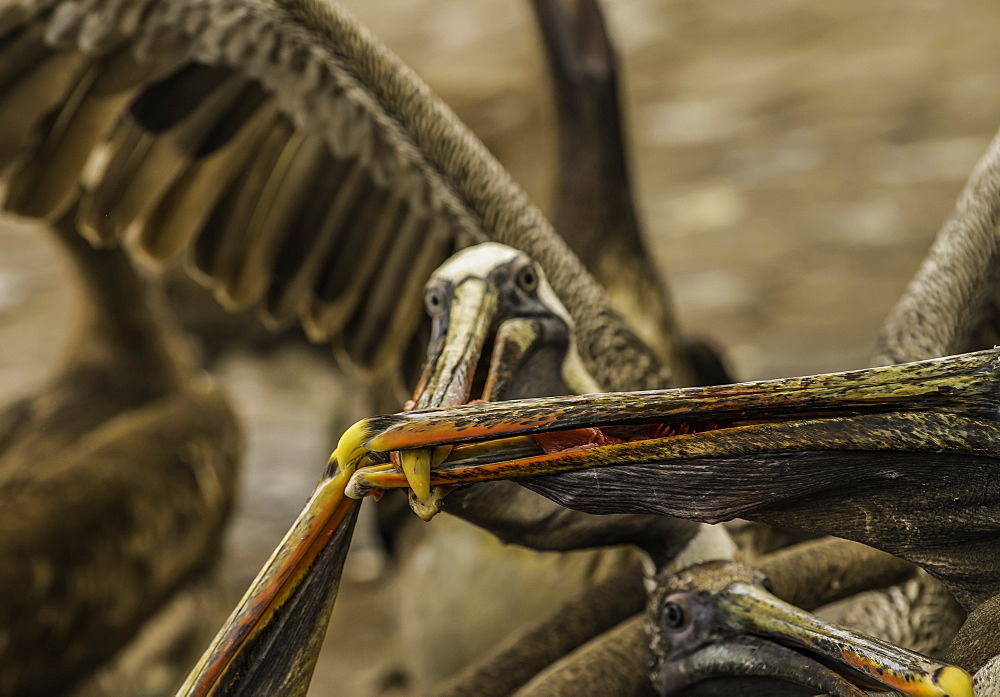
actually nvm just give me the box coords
[399,275,567,517]
[322,352,999,697]
[176,273,558,695]
[338,349,1000,511]
[178,337,1000,695]
[655,582,972,697]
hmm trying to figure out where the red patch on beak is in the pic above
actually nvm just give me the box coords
[533,422,719,455]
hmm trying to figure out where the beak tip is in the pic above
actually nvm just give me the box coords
[937,665,974,697]
[333,419,374,469]
[408,490,443,521]
[400,449,432,502]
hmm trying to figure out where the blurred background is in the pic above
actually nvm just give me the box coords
[2,0,1000,694]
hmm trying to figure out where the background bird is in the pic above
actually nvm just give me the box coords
[0,213,240,696]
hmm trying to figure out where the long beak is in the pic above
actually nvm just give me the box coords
[410,279,499,411]
[176,460,361,697]
[400,279,549,515]
[656,581,972,697]
[341,349,1000,500]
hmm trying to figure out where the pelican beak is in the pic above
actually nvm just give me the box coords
[654,581,972,697]
[410,278,500,411]
[397,273,562,516]
[176,455,362,697]
[340,350,1000,514]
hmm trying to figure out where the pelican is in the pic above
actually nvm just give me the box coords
[339,126,1000,691]
[644,560,969,697]
[432,535,923,697]
[345,0,740,684]
[0,0,732,693]
[0,214,240,695]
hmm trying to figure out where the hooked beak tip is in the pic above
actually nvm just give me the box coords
[400,449,432,501]
[936,665,974,697]
[331,419,374,470]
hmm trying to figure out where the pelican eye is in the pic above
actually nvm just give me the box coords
[424,285,447,316]
[514,262,539,294]
[662,600,687,630]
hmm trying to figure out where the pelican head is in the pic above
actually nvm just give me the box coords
[410,242,600,411]
[648,561,972,697]
[393,242,601,515]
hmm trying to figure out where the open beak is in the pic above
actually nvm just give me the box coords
[655,582,972,697]
[340,349,1000,511]
[176,460,362,697]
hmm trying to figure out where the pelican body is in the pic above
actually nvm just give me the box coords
[0,220,240,695]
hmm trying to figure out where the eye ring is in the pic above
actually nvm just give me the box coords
[514,262,539,294]
[424,285,447,316]
[662,600,687,631]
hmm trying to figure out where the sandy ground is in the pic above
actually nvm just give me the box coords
[2,0,1000,694]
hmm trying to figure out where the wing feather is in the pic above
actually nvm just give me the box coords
[190,115,295,296]
[137,98,279,262]
[0,0,666,388]
[4,48,153,219]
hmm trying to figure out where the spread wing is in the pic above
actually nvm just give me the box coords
[0,0,666,390]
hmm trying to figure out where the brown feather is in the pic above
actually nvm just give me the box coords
[136,99,279,263]
[0,25,90,173]
[258,155,362,329]
[188,116,294,295]
[223,132,330,307]
[79,71,249,243]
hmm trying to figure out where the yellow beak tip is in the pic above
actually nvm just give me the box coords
[400,449,432,502]
[332,420,374,470]
[936,665,974,697]
[408,490,442,521]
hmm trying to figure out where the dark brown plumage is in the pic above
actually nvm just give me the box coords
[345,124,1000,689]
[0,216,240,696]
[0,0,672,396]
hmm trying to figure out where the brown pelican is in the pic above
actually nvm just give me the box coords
[0,214,240,695]
[0,0,724,693]
[645,561,970,697]
[337,126,1000,691]
[373,0,734,684]
[432,536,922,697]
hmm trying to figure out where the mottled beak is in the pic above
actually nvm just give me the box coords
[395,243,583,516]
[652,580,972,697]
[339,349,1000,517]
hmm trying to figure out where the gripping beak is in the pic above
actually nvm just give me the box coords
[340,349,1000,502]
[399,274,558,517]
[176,458,362,697]
[410,278,499,412]
[655,582,972,697]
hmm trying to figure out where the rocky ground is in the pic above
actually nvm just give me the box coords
[2,0,1000,694]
